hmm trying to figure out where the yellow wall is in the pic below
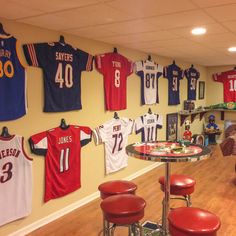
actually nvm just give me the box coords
[0,17,207,235]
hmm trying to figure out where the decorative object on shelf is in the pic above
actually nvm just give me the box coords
[204,114,222,145]
[184,100,195,111]
[166,113,178,141]
[183,120,192,141]
[198,81,205,99]
[207,102,236,110]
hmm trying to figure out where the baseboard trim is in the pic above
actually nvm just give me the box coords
[9,162,161,236]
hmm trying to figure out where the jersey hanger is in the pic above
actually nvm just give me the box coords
[59,35,65,44]
[113,47,118,53]
[172,60,176,65]
[114,112,119,119]
[60,118,69,129]
[148,108,152,114]
[148,55,152,61]
[1,126,10,137]
[191,64,194,68]
[0,23,10,36]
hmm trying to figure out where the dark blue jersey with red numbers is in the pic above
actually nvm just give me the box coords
[163,63,184,105]
[184,66,200,100]
[23,42,93,112]
[0,35,27,121]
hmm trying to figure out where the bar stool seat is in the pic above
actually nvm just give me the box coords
[159,174,196,196]
[98,180,137,199]
[168,207,221,236]
[101,194,146,235]
[159,174,196,208]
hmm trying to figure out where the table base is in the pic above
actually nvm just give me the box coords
[142,221,170,236]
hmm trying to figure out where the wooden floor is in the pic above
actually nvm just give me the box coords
[27,145,236,236]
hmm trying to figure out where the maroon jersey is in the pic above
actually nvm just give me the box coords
[213,70,236,102]
[29,125,91,202]
[95,52,133,111]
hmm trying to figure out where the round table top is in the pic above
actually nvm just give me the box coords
[126,141,211,163]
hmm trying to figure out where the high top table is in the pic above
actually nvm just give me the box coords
[126,141,211,235]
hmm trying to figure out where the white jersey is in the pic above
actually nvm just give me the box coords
[134,113,163,142]
[0,135,32,226]
[93,118,133,174]
[135,60,163,105]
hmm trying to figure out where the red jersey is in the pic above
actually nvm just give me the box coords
[95,52,133,111]
[213,70,236,102]
[29,125,91,202]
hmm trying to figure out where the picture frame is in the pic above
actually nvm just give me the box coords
[198,81,205,100]
[166,113,178,141]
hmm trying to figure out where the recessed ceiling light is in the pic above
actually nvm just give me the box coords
[191,27,206,35]
[228,47,236,52]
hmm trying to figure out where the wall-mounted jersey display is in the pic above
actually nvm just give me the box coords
[213,69,236,102]
[29,125,91,202]
[163,62,184,105]
[0,35,27,121]
[135,60,163,105]
[0,135,32,226]
[93,118,133,174]
[23,42,93,112]
[184,66,200,100]
[95,52,133,111]
[134,113,163,142]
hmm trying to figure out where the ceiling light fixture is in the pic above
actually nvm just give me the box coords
[228,47,236,52]
[191,27,206,35]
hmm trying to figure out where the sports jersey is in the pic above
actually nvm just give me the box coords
[23,42,93,112]
[29,125,91,202]
[0,35,27,121]
[163,63,184,105]
[0,135,32,226]
[184,66,200,100]
[135,60,163,105]
[93,118,133,174]
[134,113,163,142]
[213,70,236,102]
[95,52,133,111]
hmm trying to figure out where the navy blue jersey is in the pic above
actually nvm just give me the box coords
[184,67,200,100]
[23,42,93,112]
[0,36,27,121]
[163,63,184,105]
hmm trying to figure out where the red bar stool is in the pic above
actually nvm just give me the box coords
[98,180,137,235]
[100,194,146,236]
[158,174,196,207]
[168,207,221,236]
[98,180,137,199]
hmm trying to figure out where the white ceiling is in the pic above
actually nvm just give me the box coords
[2,0,236,66]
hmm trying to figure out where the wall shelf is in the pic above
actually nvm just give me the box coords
[179,109,209,126]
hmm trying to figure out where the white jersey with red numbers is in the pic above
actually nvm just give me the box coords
[0,135,32,226]
[95,52,133,111]
[135,60,163,105]
[213,70,236,102]
[134,113,163,142]
[93,118,133,174]
[29,125,91,202]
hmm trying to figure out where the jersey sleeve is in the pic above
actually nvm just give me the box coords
[184,69,189,79]
[157,64,163,77]
[212,72,223,83]
[126,59,133,77]
[80,126,92,147]
[76,48,93,72]
[127,118,134,135]
[93,125,107,145]
[95,54,106,75]
[135,61,143,73]
[134,116,144,134]
[23,43,47,68]
[180,69,184,80]
[29,130,48,155]
[163,66,168,78]
[156,114,163,128]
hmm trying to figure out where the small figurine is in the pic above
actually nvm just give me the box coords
[205,114,221,144]
[183,120,192,141]
[205,114,219,131]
